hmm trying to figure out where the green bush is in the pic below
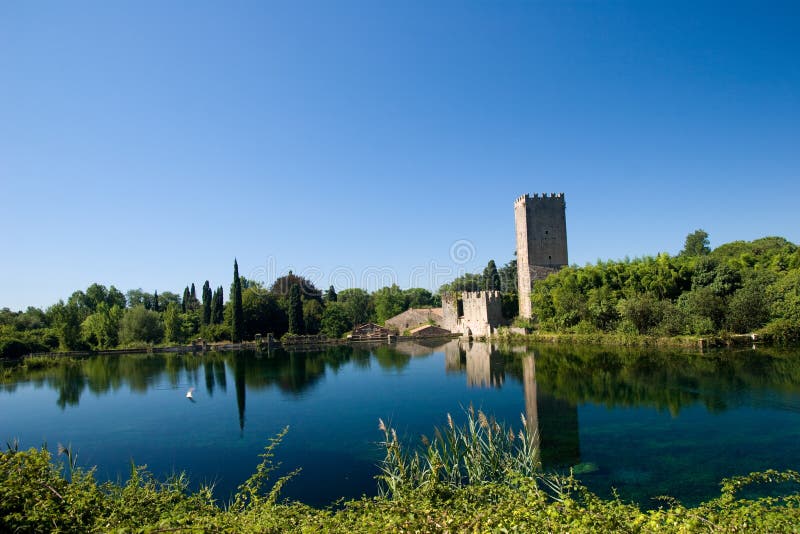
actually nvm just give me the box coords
[761,319,800,345]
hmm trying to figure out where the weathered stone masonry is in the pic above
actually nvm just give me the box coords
[514,193,568,318]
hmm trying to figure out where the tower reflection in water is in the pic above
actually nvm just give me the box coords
[444,339,580,470]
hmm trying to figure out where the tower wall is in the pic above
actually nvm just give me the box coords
[515,193,568,318]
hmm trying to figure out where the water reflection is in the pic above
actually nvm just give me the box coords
[443,339,580,469]
[6,343,800,420]
[3,342,800,506]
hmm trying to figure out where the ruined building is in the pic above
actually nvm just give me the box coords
[441,290,504,337]
[514,193,568,318]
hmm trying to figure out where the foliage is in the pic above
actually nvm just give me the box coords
[80,303,122,349]
[338,288,373,326]
[3,425,800,532]
[321,302,353,338]
[302,299,324,335]
[325,285,338,303]
[118,305,164,345]
[527,235,800,340]
[287,284,305,335]
[372,284,406,324]
[682,228,711,256]
[483,259,501,291]
[242,288,287,339]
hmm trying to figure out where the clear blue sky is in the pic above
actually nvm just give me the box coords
[1,1,798,310]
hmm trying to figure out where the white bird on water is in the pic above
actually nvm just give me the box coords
[186,387,195,400]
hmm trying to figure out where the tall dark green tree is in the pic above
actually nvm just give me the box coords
[190,283,197,311]
[211,286,224,324]
[326,285,338,302]
[484,260,501,291]
[152,291,160,312]
[182,286,190,313]
[202,281,212,325]
[231,260,244,342]
[288,283,305,335]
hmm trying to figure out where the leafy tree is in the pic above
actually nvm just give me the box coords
[727,272,775,333]
[288,283,304,335]
[126,289,154,310]
[403,288,433,308]
[484,260,501,291]
[682,229,711,256]
[241,288,287,339]
[231,260,244,342]
[321,301,352,338]
[85,283,109,312]
[302,299,324,334]
[617,294,665,334]
[13,307,49,330]
[677,287,726,333]
[269,271,322,302]
[81,303,122,349]
[119,305,163,345]
[47,301,85,350]
[499,257,518,294]
[163,303,184,344]
[338,288,373,326]
[160,291,181,309]
[373,285,406,324]
[107,286,127,309]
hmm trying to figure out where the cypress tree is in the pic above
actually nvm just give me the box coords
[231,259,244,342]
[202,281,212,325]
[190,283,197,311]
[153,291,160,313]
[326,285,337,303]
[182,286,190,313]
[288,283,304,335]
[214,286,224,324]
[210,287,219,325]
[484,260,501,291]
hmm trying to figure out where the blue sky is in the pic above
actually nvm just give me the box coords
[1,1,798,310]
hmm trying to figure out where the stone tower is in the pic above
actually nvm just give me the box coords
[514,193,568,318]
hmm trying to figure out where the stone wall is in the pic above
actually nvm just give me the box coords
[385,307,443,333]
[441,290,503,337]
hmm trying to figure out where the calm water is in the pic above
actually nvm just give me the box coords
[2,341,800,508]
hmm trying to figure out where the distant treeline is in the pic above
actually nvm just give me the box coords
[0,263,444,358]
[2,231,799,358]
[527,232,800,343]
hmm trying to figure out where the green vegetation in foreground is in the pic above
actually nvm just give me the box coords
[3,413,800,533]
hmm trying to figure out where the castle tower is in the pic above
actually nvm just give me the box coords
[514,193,568,318]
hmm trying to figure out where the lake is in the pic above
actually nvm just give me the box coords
[2,340,800,508]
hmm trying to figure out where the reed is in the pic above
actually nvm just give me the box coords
[377,406,541,497]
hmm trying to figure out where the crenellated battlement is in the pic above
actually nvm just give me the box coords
[515,192,564,205]
[461,290,501,302]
